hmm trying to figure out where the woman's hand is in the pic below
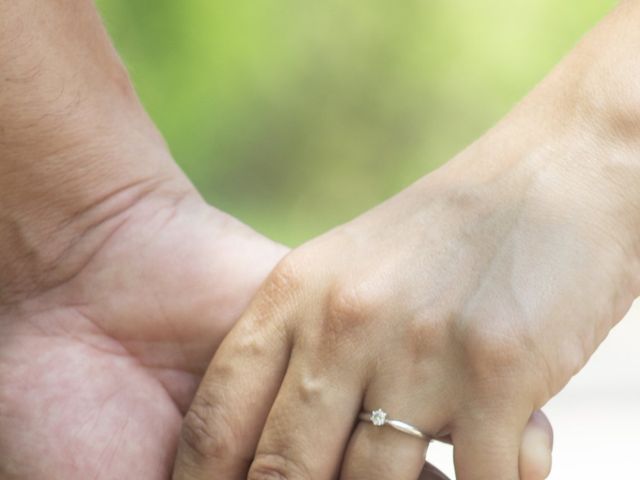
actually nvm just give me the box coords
[172,5,640,477]
[174,108,640,480]
[173,150,633,480]
[176,152,620,480]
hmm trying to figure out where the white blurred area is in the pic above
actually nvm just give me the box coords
[427,298,640,479]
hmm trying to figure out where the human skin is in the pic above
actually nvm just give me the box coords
[0,0,287,477]
[173,1,640,480]
[0,0,552,479]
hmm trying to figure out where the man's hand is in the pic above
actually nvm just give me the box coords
[0,1,288,477]
[0,185,286,478]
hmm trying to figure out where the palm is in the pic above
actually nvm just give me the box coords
[1,322,184,479]
[0,194,281,479]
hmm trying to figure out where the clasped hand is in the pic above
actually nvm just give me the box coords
[173,155,635,479]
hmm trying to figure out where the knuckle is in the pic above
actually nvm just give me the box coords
[229,320,278,360]
[295,374,326,404]
[246,255,305,332]
[179,396,237,462]
[258,256,304,308]
[404,312,448,360]
[455,312,529,377]
[248,453,310,480]
[538,337,586,399]
[269,256,304,295]
[323,281,375,336]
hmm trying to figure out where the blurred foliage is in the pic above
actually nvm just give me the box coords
[96,0,615,246]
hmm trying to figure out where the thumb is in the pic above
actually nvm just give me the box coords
[520,410,554,480]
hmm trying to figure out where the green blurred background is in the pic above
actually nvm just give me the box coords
[96,0,615,246]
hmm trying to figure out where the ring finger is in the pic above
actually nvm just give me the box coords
[246,345,365,479]
[339,381,452,480]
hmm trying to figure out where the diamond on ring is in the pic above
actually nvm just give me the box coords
[370,409,387,426]
[359,409,430,440]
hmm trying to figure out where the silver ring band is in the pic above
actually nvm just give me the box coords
[359,409,430,441]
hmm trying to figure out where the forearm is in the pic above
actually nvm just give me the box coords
[0,0,176,296]
[0,0,285,308]
[0,0,184,210]
[421,0,640,292]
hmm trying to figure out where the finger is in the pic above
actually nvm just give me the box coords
[519,410,553,480]
[423,410,553,480]
[452,409,527,480]
[247,347,364,479]
[339,382,451,480]
[172,274,295,479]
[419,462,451,480]
[340,419,430,480]
[426,410,553,480]
[432,409,551,442]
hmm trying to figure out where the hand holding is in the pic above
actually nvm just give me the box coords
[169,147,617,480]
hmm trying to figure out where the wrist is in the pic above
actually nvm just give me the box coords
[419,97,640,301]
[0,156,190,304]
[0,0,197,302]
[426,0,640,272]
